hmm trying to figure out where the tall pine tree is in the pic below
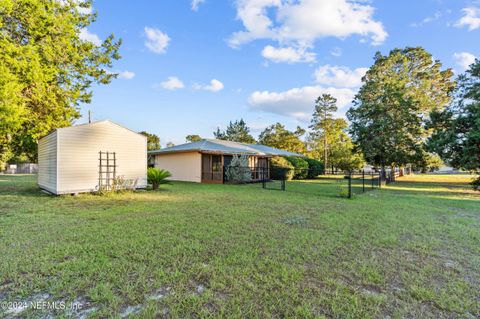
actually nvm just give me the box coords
[309,94,339,170]
[214,119,256,144]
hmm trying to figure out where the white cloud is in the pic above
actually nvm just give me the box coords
[455,7,480,31]
[118,71,135,80]
[77,4,93,15]
[191,0,205,11]
[193,79,224,92]
[159,77,185,90]
[57,0,93,14]
[330,47,342,57]
[249,85,356,121]
[229,0,387,51]
[261,45,315,63]
[79,28,101,46]
[454,52,476,71]
[249,122,270,133]
[410,11,444,27]
[314,65,368,88]
[144,27,170,54]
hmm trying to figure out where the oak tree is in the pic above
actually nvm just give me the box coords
[0,0,121,168]
[347,47,455,171]
[428,59,480,190]
[258,123,306,154]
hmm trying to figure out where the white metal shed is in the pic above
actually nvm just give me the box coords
[38,120,147,195]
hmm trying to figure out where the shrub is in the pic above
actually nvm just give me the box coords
[304,158,324,179]
[284,156,309,179]
[338,185,350,198]
[226,155,252,183]
[112,176,138,192]
[147,168,172,190]
[471,176,480,191]
[270,157,294,180]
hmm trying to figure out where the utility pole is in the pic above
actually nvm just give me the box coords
[88,110,91,123]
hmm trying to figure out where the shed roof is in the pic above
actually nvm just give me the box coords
[39,120,146,141]
[148,139,304,157]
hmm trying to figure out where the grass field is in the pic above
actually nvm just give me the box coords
[0,174,479,318]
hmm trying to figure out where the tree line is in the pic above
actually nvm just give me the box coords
[0,2,478,189]
[182,48,480,188]
[198,99,366,172]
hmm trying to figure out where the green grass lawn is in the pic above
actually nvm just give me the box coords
[0,174,479,318]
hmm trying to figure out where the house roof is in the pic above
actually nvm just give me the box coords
[148,139,304,157]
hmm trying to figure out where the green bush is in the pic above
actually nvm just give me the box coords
[285,156,309,179]
[147,168,172,190]
[471,176,480,191]
[270,157,294,180]
[304,158,324,179]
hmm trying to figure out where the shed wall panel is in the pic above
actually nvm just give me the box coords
[38,131,57,193]
[55,121,147,194]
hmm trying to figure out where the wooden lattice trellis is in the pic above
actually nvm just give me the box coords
[98,151,116,191]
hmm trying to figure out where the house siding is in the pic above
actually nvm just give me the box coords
[154,152,202,183]
[38,131,57,193]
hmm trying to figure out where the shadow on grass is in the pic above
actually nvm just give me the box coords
[379,178,480,205]
[0,174,176,200]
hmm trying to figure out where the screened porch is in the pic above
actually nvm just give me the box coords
[200,153,270,183]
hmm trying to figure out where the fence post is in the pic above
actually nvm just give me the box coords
[262,167,266,189]
[348,171,352,199]
[362,170,365,192]
[371,171,374,189]
[378,172,381,189]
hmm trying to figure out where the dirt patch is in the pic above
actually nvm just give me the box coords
[359,285,382,297]
[119,304,143,318]
[196,284,205,295]
[300,277,327,291]
[2,292,50,316]
[146,286,172,301]
[65,296,98,319]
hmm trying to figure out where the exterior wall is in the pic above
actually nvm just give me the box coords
[154,152,202,183]
[55,121,147,194]
[38,132,57,193]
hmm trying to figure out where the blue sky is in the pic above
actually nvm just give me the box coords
[79,0,480,146]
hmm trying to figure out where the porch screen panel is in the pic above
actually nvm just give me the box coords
[211,155,222,181]
[202,154,211,181]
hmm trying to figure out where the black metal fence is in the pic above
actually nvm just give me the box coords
[220,165,403,199]
[344,171,382,198]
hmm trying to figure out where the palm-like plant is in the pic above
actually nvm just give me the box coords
[147,168,172,190]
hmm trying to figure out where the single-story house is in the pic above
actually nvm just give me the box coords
[148,139,303,183]
[38,120,147,195]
